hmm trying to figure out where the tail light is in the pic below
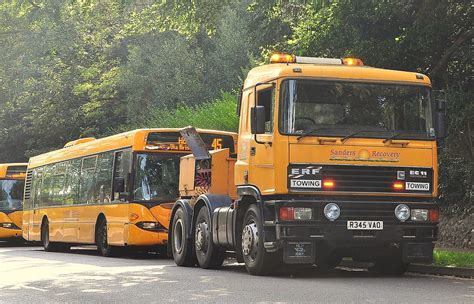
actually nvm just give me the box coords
[429,209,440,223]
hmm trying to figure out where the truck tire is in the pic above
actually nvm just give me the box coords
[194,206,225,269]
[171,208,195,266]
[241,204,278,275]
[96,218,119,257]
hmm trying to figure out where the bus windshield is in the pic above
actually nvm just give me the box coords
[133,153,180,202]
[0,179,24,210]
[280,79,434,140]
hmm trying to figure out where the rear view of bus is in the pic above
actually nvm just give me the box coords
[0,163,27,242]
[22,129,236,256]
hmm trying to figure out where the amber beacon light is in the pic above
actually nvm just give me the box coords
[270,53,296,64]
[342,57,364,66]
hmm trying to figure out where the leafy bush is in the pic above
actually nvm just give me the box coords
[116,91,239,133]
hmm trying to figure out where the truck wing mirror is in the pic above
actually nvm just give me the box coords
[251,106,266,134]
[113,177,125,193]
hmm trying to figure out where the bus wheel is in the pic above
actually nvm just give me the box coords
[241,204,277,276]
[194,206,225,269]
[96,218,118,257]
[171,208,195,266]
[41,219,64,252]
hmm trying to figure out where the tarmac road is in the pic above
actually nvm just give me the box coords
[0,243,472,303]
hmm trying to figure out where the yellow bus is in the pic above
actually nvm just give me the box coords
[0,163,27,242]
[22,128,237,256]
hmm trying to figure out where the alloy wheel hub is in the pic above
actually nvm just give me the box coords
[242,223,258,257]
[195,222,208,251]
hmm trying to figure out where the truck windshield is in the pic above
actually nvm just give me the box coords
[132,153,180,202]
[280,79,434,139]
[0,179,24,210]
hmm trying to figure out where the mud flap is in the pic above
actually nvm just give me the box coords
[402,242,434,264]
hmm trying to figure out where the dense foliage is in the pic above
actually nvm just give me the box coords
[0,0,472,211]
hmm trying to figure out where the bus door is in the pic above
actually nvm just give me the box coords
[109,149,131,245]
[29,168,43,240]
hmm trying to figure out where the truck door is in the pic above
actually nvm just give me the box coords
[248,86,276,194]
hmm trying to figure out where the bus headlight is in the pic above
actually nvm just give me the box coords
[1,223,12,228]
[136,222,164,231]
[395,204,410,222]
[324,203,340,221]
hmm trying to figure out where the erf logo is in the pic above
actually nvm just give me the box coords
[291,167,322,175]
[409,170,427,178]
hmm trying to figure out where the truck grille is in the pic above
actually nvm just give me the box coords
[321,165,433,193]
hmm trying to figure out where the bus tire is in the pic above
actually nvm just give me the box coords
[241,204,278,276]
[41,219,65,252]
[171,208,195,267]
[194,206,225,269]
[96,218,119,257]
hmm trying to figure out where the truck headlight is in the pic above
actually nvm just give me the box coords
[294,208,312,220]
[395,204,410,222]
[324,203,340,221]
[411,209,429,222]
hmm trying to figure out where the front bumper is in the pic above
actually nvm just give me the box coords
[262,199,438,264]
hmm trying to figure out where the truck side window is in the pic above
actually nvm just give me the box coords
[257,88,274,133]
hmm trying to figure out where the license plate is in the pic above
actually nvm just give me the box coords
[286,241,312,258]
[347,220,383,230]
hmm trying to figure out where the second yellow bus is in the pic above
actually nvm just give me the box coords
[22,128,237,256]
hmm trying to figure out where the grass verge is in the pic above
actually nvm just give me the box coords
[433,249,474,268]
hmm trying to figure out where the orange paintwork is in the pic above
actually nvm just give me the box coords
[233,61,438,199]
[0,163,27,240]
[23,129,237,248]
[178,149,237,201]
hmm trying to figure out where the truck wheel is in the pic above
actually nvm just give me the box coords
[241,204,277,275]
[171,208,195,266]
[96,218,119,257]
[41,219,68,252]
[194,206,225,269]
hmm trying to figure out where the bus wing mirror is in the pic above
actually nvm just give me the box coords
[251,106,265,134]
[113,177,125,193]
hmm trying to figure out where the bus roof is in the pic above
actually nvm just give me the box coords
[243,63,431,91]
[0,163,27,179]
[28,128,237,169]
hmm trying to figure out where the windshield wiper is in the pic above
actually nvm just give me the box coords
[297,127,330,141]
[340,130,363,143]
[383,132,402,143]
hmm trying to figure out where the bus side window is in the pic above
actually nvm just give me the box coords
[113,150,131,201]
[96,152,113,204]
